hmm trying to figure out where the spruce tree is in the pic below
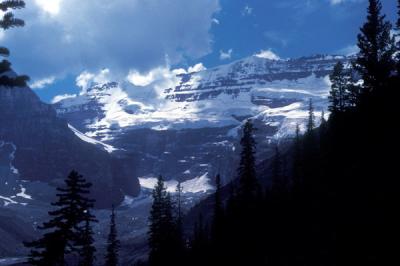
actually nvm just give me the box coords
[0,0,28,87]
[237,120,259,201]
[79,217,97,266]
[174,181,184,257]
[25,170,96,266]
[354,0,396,92]
[211,174,223,243]
[306,98,315,133]
[292,124,302,190]
[320,110,326,125]
[148,176,176,266]
[329,61,351,113]
[105,205,120,266]
[0,0,24,56]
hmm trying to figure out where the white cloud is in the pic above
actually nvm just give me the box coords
[127,70,157,87]
[34,0,62,16]
[30,76,56,89]
[126,63,205,90]
[76,72,95,92]
[337,44,359,56]
[212,18,220,25]
[4,0,220,80]
[219,49,233,60]
[188,63,206,73]
[254,49,281,60]
[242,5,253,16]
[329,0,364,5]
[51,93,77,103]
[76,68,112,92]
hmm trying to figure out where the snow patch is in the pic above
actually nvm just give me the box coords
[139,173,214,194]
[0,195,18,206]
[68,124,117,153]
[16,185,33,200]
[181,173,214,193]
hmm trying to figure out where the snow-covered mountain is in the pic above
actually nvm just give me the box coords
[54,54,350,186]
[0,76,140,208]
[0,54,350,262]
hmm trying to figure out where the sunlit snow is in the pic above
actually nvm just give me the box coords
[139,172,214,194]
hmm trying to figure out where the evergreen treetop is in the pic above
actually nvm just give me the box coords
[148,176,177,266]
[0,0,28,87]
[237,120,259,201]
[0,0,25,57]
[25,170,96,266]
[354,0,396,92]
[211,174,224,242]
[78,217,96,266]
[329,61,352,113]
[306,98,315,133]
[105,205,120,266]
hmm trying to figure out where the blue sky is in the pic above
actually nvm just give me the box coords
[1,0,398,102]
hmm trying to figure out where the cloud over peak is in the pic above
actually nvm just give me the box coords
[254,49,280,60]
[4,0,220,81]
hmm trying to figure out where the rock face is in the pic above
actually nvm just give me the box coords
[0,84,140,208]
[54,54,351,185]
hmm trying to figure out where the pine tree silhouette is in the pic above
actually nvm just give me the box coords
[174,181,184,258]
[0,0,25,56]
[24,170,96,265]
[148,176,177,266]
[79,217,97,266]
[292,123,303,192]
[306,98,315,133]
[354,0,395,93]
[0,0,29,87]
[329,61,352,113]
[211,174,223,244]
[105,205,120,266]
[237,120,259,201]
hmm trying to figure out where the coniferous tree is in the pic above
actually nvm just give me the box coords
[354,0,396,93]
[329,61,351,113]
[190,214,209,266]
[211,174,223,243]
[292,124,303,190]
[105,205,120,266]
[148,176,177,266]
[0,0,29,87]
[237,120,259,201]
[227,120,263,266]
[79,217,97,266]
[25,171,96,266]
[320,110,326,126]
[319,109,328,138]
[306,98,315,133]
[0,0,25,56]
[175,182,183,229]
[174,181,184,259]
